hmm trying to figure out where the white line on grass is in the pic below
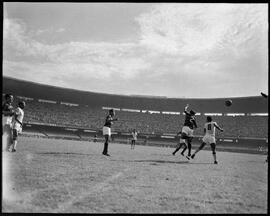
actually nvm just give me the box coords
[56,168,130,212]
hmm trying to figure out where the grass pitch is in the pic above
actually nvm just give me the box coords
[2,136,268,213]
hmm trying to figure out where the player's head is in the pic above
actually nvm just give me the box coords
[206,116,212,122]
[5,94,13,103]
[109,109,115,116]
[190,110,196,116]
[18,101,26,109]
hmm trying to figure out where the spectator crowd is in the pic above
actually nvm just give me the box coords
[9,98,268,138]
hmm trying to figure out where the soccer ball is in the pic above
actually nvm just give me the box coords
[225,100,232,106]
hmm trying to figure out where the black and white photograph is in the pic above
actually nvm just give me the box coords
[2,2,268,213]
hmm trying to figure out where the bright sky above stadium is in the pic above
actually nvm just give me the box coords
[3,3,268,98]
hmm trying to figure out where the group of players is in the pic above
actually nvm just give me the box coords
[2,94,26,152]
[172,104,223,164]
[101,104,224,164]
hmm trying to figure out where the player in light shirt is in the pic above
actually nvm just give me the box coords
[131,129,138,149]
[191,116,223,164]
[9,101,26,152]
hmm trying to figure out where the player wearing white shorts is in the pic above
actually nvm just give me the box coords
[131,129,138,150]
[2,94,14,151]
[9,101,26,152]
[172,131,187,156]
[191,116,223,164]
[102,109,118,156]
[180,104,197,158]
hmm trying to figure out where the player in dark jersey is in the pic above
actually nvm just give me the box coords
[2,94,15,151]
[102,109,118,156]
[180,104,197,159]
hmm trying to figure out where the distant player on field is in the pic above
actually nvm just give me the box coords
[102,109,118,156]
[172,131,187,156]
[181,104,197,159]
[191,116,223,164]
[9,101,26,152]
[131,129,138,149]
[2,94,14,151]
[93,134,98,142]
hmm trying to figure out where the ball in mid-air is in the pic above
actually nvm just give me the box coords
[225,99,232,106]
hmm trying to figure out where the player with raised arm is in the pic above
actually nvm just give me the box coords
[191,116,223,164]
[131,129,138,150]
[9,101,26,152]
[2,94,15,151]
[180,104,197,159]
[102,109,118,156]
[172,131,187,156]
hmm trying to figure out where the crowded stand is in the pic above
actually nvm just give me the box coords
[11,98,267,139]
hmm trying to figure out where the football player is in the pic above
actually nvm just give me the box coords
[9,101,26,152]
[180,104,197,159]
[102,109,118,156]
[131,129,138,149]
[191,116,223,164]
[2,94,14,151]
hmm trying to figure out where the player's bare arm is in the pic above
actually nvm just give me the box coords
[184,104,189,114]
[214,123,223,132]
[192,119,198,129]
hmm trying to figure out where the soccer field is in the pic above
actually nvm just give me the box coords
[2,136,268,213]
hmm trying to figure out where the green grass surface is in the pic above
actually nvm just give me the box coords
[2,136,268,213]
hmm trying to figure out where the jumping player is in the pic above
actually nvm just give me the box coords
[9,101,26,152]
[181,104,197,159]
[172,131,187,156]
[131,129,138,149]
[191,116,223,164]
[2,94,14,151]
[102,109,118,156]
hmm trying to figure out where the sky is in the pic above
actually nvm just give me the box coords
[3,3,268,98]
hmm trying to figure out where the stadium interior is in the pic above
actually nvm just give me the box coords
[2,76,268,152]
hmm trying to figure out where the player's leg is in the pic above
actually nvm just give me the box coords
[9,129,18,152]
[187,136,193,157]
[102,134,109,155]
[180,143,188,156]
[180,132,189,155]
[4,125,13,152]
[172,142,182,155]
[210,143,217,164]
[191,142,206,159]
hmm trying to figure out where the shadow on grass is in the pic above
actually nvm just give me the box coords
[111,159,189,164]
[36,152,96,156]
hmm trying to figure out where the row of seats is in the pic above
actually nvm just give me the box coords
[5,98,268,138]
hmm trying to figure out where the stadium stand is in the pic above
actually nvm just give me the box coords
[9,99,267,138]
[3,76,268,140]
